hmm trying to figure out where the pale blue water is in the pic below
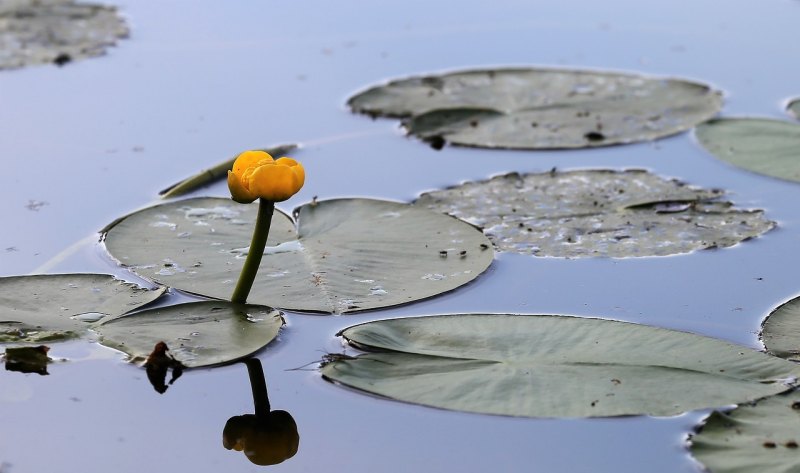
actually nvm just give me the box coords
[1,1,799,472]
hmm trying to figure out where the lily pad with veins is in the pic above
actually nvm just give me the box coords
[695,118,800,184]
[323,314,800,418]
[0,274,165,344]
[348,68,722,149]
[102,197,493,314]
[413,169,774,258]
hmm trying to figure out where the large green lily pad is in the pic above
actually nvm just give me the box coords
[414,169,773,258]
[94,301,283,368]
[103,197,493,314]
[0,0,128,70]
[322,315,800,418]
[761,296,800,362]
[690,390,800,473]
[0,274,165,344]
[348,68,722,149]
[695,118,800,183]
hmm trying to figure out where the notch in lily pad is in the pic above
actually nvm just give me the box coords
[102,197,493,314]
[695,118,800,184]
[0,274,165,344]
[348,68,722,149]
[414,169,774,258]
[322,314,800,418]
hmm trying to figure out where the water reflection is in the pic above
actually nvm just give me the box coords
[3,345,50,375]
[144,341,185,394]
[223,358,300,466]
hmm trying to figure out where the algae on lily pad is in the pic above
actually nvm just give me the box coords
[322,314,800,418]
[348,68,722,149]
[690,390,800,473]
[0,0,128,70]
[102,197,493,314]
[761,296,800,362]
[94,301,283,368]
[414,169,774,258]
[0,274,165,344]
[695,118,800,183]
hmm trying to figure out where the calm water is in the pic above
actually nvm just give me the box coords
[1,1,799,472]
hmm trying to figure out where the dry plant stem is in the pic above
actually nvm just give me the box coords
[231,198,274,304]
[245,358,271,416]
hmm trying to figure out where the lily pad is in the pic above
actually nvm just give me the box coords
[690,390,800,473]
[348,68,722,149]
[0,274,165,344]
[94,301,283,368]
[102,197,493,314]
[761,296,800,362]
[695,118,800,183]
[788,99,800,121]
[414,169,773,258]
[322,314,800,418]
[0,0,128,70]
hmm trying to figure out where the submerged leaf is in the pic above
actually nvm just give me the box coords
[690,390,800,473]
[94,301,283,368]
[102,197,493,314]
[414,169,773,258]
[0,274,165,344]
[348,68,722,149]
[322,315,800,418]
[0,0,128,70]
[695,118,800,183]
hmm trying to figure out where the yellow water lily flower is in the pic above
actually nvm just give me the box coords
[227,150,305,203]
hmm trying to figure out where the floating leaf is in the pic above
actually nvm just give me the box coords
[0,0,128,70]
[322,315,800,418]
[0,274,165,344]
[788,99,800,121]
[690,390,800,473]
[348,68,722,149]
[695,118,800,183]
[94,301,283,368]
[3,346,51,375]
[761,296,800,362]
[414,169,773,258]
[159,144,298,199]
[103,197,493,314]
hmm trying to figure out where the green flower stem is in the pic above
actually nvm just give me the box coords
[231,198,274,304]
[244,358,271,417]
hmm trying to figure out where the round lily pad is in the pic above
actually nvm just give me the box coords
[102,197,493,314]
[322,314,800,418]
[0,0,128,70]
[348,68,722,149]
[0,274,165,344]
[690,390,800,473]
[788,98,800,121]
[761,295,800,362]
[414,169,774,258]
[94,301,283,368]
[695,118,800,183]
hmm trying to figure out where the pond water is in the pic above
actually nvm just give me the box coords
[1,1,799,471]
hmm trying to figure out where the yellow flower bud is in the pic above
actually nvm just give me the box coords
[227,151,305,203]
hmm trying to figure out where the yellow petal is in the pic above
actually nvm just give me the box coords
[248,164,302,202]
[227,170,257,203]
[232,150,273,178]
[276,157,305,187]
